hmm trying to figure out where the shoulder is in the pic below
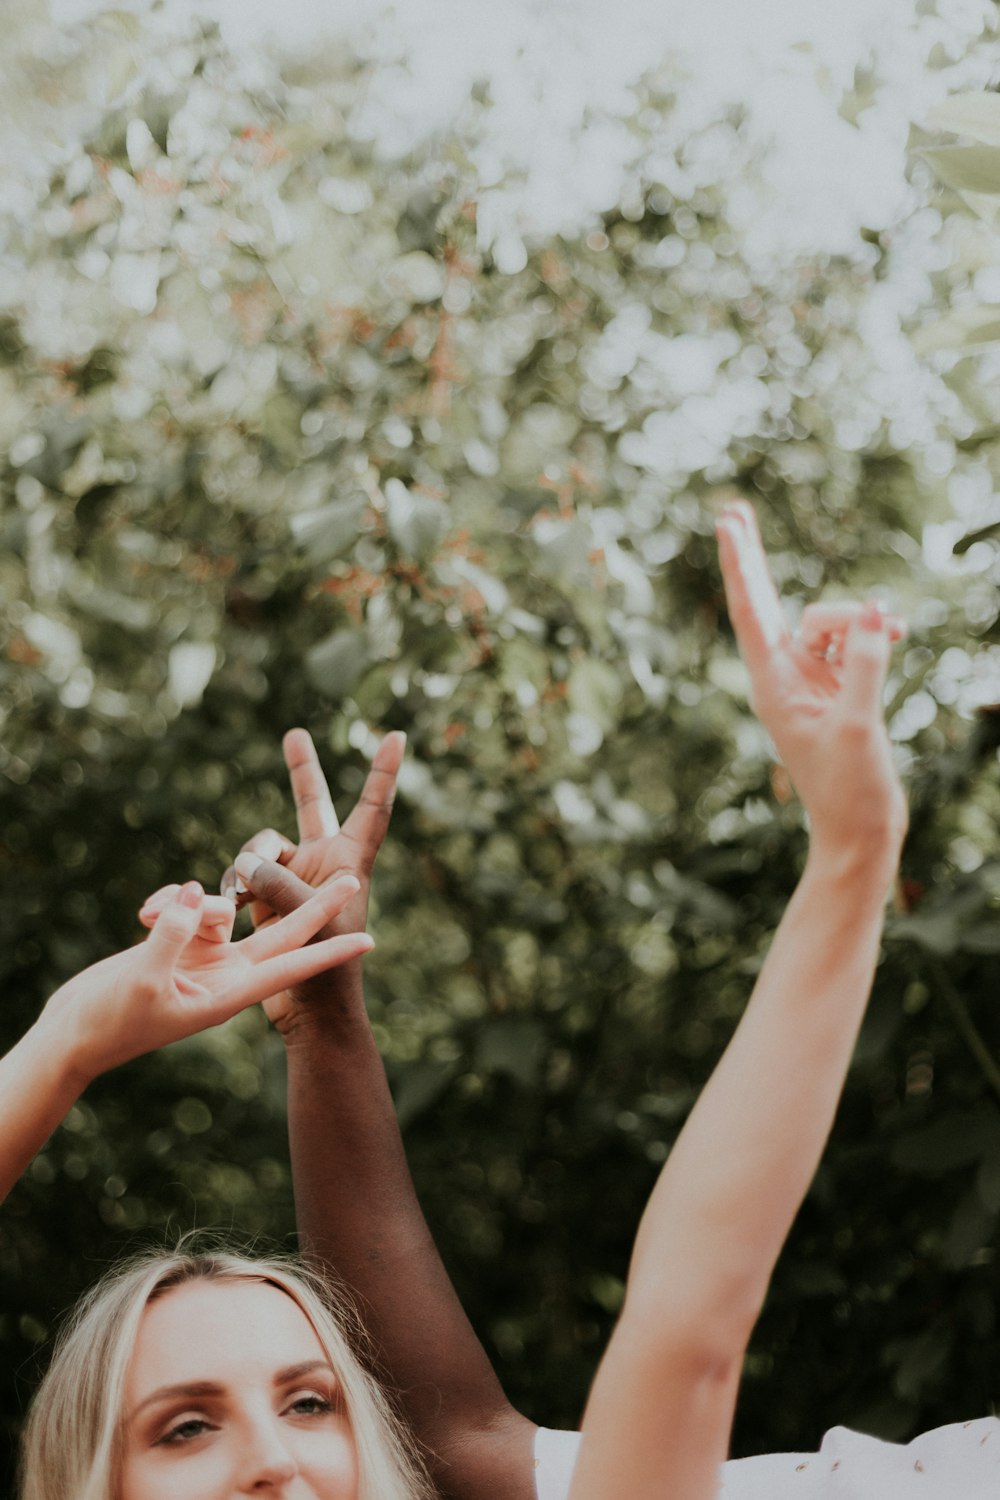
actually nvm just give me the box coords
[720,1418,1000,1497]
[822,1416,1000,1487]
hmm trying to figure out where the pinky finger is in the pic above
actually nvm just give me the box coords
[801,603,906,661]
[138,885,181,926]
[140,891,236,943]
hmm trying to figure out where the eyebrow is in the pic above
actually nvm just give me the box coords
[129,1361,337,1422]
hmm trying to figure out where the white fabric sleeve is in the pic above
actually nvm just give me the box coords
[719,1416,1000,1499]
[533,1427,582,1500]
[536,1416,1000,1499]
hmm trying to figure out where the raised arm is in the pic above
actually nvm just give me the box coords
[567,504,908,1500]
[1,876,370,1209]
[229,731,536,1500]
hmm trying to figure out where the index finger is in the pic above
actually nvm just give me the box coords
[283,728,339,841]
[139,889,236,944]
[716,502,789,676]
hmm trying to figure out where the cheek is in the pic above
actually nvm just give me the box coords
[300,1415,359,1498]
[119,1446,230,1500]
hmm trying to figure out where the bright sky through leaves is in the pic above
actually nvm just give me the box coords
[47,0,997,261]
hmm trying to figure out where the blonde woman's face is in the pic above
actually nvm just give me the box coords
[120,1279,359,1500]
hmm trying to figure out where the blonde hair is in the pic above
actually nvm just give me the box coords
[19,1246,432,1500]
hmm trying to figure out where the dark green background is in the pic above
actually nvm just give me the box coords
[3,12,1000,1492]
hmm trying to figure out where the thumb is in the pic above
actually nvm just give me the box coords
[234,854,315,918]
[839,604,893,724]
[143,881,204,970]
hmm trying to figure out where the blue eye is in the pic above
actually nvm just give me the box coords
[289,1393,333,1417]
[158,1417,214,1446]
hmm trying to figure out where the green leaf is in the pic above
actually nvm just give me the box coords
[94,9,143,39]
[393,1061,455,1130]
[890,1112,1000,1175]
[289,497,366,564]
[474,1018,545,1089]
[384,251,445,303]
[385,482,448,562]
[885,1325,952,1402]
[567,659,622,732]
[305,629,368,698]
[975,1153,1000,1213]
[786,1263,848,1298]
[886,910,959,955]
[943,1187,996,1270]
[958,189,1000,229]
[920,145,1000,196]
[912,305,1000,354]
[926,92,1000,149]
[531,517,591,583]
[953,522,1000,558]
[960,923,1000,954]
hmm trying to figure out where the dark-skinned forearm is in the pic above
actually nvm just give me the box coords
[285,962,536,1500]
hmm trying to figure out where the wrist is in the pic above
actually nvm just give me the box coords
[22,1008,96,1102]
[804,825,904,893]
[278,962,370,1051]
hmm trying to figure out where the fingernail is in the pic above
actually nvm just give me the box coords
[338,875,360,892]
[860,601,884,632]
[179,881,203,909]
[221,881,237,904]
[234,852,262,882]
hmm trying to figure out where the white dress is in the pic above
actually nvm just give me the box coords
[534,1417,1000,1499]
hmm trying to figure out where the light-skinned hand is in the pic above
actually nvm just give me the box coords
[42,876,372,1085]
[716,501,907,863]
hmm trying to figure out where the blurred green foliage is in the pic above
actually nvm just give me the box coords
[916,88,1000,393]
[3,9,1000,1489]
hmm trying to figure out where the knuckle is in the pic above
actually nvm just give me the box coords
[243,828,284,857]
[132,970,161,1004]
[838,716,872,744]
[263,873,307,916]
[248,865,283,903]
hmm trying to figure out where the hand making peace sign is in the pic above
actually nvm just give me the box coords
[219,728,406,1032]
[716,501,907,864]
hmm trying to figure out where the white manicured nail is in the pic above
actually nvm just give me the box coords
[234,852,262,882]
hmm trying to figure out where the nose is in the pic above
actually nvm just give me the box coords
[239,1413,298,1492]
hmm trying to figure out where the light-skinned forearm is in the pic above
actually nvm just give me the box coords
[0,1014,91,1207]
[569,834,901,1500]
[623,833,901,1354]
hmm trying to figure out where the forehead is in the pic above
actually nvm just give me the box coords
[126,1279,328,1397]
